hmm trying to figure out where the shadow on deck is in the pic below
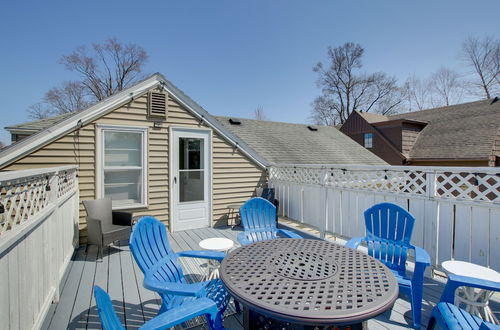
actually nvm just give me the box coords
[40,224,498,329]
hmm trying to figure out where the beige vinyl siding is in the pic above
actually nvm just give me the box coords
[3,88,265,241]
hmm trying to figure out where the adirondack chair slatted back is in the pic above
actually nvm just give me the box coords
[94,286,126,330]
[130,216,184,283]
[240,197,277,242]
[364,203,415,273]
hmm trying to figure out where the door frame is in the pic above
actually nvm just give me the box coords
[169,126,213,232]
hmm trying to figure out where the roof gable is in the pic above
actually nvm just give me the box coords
[0,73,267,168]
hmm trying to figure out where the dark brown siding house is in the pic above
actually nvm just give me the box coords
[340,98,500,166]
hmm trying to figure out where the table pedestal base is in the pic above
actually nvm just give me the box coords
[244,308,366,330]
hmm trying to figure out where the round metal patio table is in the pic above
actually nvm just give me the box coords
[220,238,399,328]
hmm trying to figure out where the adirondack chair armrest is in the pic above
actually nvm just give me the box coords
[237,232,253,246]
[143,277,209,297]
[277,229,303,239]
[112,211,133,226]
[176,250,225,262]
[345,237,364,249]
[412,245,431,266]
[140,297,218,330]
[440,273,500,304]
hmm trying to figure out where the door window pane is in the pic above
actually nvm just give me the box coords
[179,138,204,170]
[179,170,204,202]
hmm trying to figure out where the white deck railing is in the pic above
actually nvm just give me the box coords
[0,166,79,329]
[269,164,500,273]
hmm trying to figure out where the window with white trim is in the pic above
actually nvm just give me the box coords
[364,133,373,149]
[99,126,147,209]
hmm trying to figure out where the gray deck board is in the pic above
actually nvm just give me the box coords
[46,247,88,329]
[68,245,98,329]
[41,225,495,330]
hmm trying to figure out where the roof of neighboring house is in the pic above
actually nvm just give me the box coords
[386,98,500,160]
[6,113,74,133]
[356,111,389,123]
[214,116,386,165]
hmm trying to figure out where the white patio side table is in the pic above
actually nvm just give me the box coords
[199,237,235,280]
[442,260,500,324]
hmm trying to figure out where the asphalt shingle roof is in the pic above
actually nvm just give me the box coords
[387,98,500,160]
[214,116,386,165]
[6,113,74,132]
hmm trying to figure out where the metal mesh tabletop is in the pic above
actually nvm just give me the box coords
[220,238,399,325]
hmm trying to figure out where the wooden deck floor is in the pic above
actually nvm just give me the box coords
[41,224,498,329]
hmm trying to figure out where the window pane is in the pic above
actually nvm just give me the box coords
[179,170,204,202]
[104,169,142,206]
[179,138,204,170]
[104,131,142,166]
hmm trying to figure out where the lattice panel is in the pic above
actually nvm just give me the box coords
[436,172,500,202]
[0,175,50,234]
[270,166,500,203]
[270,166,427,196]
[268,166,324,185]
[57,169,77,199]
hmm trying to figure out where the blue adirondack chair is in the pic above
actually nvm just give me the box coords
[346,202,431,328]
[129,216,230,330]
[94,285,221,330]
[237,197,303,245]
[427,273,500,329]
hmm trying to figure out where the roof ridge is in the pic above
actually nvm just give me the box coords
[388,98,494,119]
[214,115,337,129]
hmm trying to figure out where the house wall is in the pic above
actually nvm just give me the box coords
[2,90,265,241]
[340,112,405,165]
[401,123,422,157]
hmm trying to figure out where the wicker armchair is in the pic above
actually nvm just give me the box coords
[83,198,133,257]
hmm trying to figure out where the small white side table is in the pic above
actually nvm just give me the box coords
[199,237,234,280]
[442,260,500,324]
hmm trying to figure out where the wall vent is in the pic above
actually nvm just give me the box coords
[148,91,167,119]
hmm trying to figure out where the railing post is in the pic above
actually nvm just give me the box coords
[426,170,436,199]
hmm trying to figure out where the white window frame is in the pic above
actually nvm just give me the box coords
[96,124,148,210]
[364,133,373,149]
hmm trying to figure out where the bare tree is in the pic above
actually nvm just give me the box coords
[27,103,52,120]
[27,38,148,118]
[461,37,500,98]
[402,75,432,111]
[60,38,148,101]
[28,81,92,119]
[310,43,402,125]
[254,105,267,120]
[429,67,464,106]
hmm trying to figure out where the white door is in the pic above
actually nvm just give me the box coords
[172,128,211,231]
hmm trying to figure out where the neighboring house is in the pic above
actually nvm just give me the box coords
[340,98,500,166]
[0,73,384,240]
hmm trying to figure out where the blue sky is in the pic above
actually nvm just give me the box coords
[0,0,499,144]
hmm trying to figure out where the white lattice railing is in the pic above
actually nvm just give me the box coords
[0,166,79,329]
[0,165,78,234]
[269,164,500,203]
[269,164,500,273]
